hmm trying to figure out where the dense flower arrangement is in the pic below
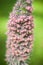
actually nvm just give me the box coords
[5,0,34,65]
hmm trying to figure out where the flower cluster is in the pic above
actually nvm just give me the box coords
[5,0,34,65]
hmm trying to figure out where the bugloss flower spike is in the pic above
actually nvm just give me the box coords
[5,0,34,65]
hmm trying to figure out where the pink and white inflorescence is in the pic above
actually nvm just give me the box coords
[5,0,34,65]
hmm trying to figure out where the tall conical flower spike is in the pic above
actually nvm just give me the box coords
[5,0,34,65]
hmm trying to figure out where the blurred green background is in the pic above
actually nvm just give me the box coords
[0,0,43,65]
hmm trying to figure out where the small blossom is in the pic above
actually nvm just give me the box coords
[26,6,33,12]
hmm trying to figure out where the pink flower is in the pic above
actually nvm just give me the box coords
[27,21,31,25]
[29,44,33,49]
[24,18,28,21]
[26,0,31,4]
[26,6,33,12]
[28,15,34,21]
[20,15,26,19]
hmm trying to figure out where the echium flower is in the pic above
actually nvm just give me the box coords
[5,0,34,65]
